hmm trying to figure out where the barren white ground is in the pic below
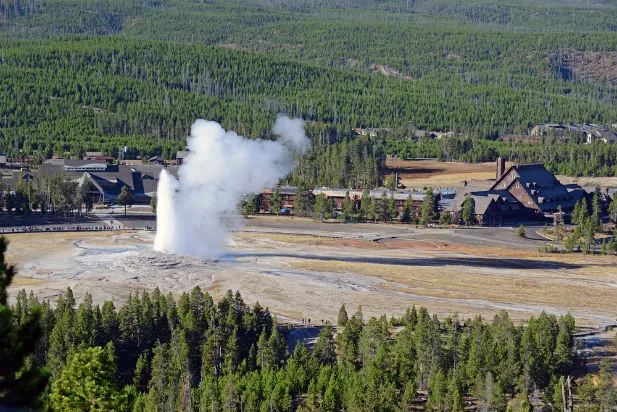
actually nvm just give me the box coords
[6,219,617,328]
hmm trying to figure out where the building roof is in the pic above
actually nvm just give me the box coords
[37,160,176,200]
[2,171,36,191]
[492,164,582,212]
[446,179,494,212]
[447,189,514,214]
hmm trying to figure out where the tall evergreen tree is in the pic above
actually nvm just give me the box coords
[341,191,354,221]
[293,181,315,217]
[313,193,334,221]
[461,195,475,226]
[420,188,436,226]
[608,196,617,223]
[270,188,284,215]
[0,237,48,408]
[50,343,128,412]
[401,195,413,223]
[337,304,348,327]
[313,325,337,366]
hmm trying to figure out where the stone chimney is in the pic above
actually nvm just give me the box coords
[496,157,506,180]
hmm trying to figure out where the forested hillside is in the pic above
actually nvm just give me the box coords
[1,0,616,183]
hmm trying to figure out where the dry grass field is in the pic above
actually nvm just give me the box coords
[556,175,617,188]
[385,159,501,189]
[386,159,616,189]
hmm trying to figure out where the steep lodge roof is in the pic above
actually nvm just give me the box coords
[448,163,587,214]
[499,164,582,211]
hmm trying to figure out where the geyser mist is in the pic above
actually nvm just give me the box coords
[154,116,309,258]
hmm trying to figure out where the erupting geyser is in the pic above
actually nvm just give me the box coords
[154,116,310,258]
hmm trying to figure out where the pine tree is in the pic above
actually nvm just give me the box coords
[341,191,354,221]
[133,351,150,392]
[313,193,333,221]
[336,311,363,368]
[150,195,157,214]
[47,288,77,379]
[401,198,412,223]
[75,292,96,346]
[426,369,447,411]
[420,188,436,226]
[223,327,240,374]
[337,304,348,327]
[0,237,48,408]
[202,327,224,377]
[293,180,315,217]
[596,358,617,410]
[577,198,590,225]
[592,188,602,231]
[256,327,269,370]
[267,325,288,369]
[313,325,337,366]
[399,380,417,411]
[322,373,338,412]
[376,192,390,222]
[145,342,172,411]
[462,195,475,226]
[270,188,283,215]
[50,343,127,411]
[608,196,617,223]
[99,301,120,346]
[571,199,583,226]
[358,189,373,222]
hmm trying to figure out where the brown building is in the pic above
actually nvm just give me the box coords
[261,186,297,213]
[261,186,446,218]
[447,159,587,225]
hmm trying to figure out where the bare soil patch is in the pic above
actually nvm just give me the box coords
[561,50,617,84]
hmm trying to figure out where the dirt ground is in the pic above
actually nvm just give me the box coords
[385,159,616,189]
[4,217,617,328]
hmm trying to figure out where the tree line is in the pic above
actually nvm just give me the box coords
[0,175,93,217]
[549,192,617,255]
[0,174,138,218]
[2,236,617,410]
[385,136,617,177]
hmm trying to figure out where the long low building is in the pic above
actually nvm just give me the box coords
[261,186,455,218]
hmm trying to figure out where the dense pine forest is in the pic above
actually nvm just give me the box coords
[6,278,607,410]
[1,0,617,183]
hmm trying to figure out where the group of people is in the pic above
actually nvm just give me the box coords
[0,225,127,233]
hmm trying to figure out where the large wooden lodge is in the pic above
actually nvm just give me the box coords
[445,158,589,225]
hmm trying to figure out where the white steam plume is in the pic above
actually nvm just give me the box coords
[154,116,309,258]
